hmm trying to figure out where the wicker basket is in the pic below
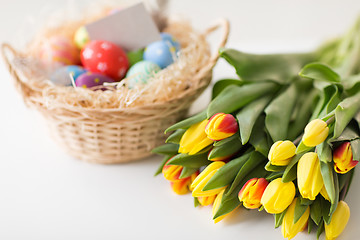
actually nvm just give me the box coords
[1,19,229,164]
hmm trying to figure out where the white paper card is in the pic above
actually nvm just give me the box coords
[85,2,161,51]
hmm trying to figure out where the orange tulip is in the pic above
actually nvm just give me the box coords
[162,159,183,182]
[198,195,217,206]
[205,113,238,141]
[238,178,269,209]
[333,142,358,174]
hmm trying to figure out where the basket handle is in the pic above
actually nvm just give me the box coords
[202,18,230,71]
[1,43,33,100]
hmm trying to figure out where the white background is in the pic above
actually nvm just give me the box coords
[1,0,360,239]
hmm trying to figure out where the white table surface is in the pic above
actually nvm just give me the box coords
[1,1,360,239]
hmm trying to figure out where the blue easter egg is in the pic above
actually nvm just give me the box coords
[50,65,87,86]
[143,41,177,69]
[126,60,161,88]
[160,32,180,51]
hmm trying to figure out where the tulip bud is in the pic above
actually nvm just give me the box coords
[333,142,359,174]
[212,189,237,223]
[205,113,238,141]
[179,120,214,155]
[238,178,269,209]
[268,140,296,166]
[302,119,329,147]
[198,195,217,206]
[260,178,295,214]
[191,161,226,197]
[282,198,310,240]
[325,201,350,240]
[162,160,183,182]
[297,152,324,200]
[170,177,191,195]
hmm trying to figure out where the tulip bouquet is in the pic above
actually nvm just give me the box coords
[153,18,360,240]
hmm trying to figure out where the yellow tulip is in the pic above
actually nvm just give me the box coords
[212,189,237,223]
[325,201,350,240]
[268,140,296,166]
[333,142,359,174]
[198,195,217,206]
[205,113,238,141]
[170,177,191,195]
[282,198,310,240]
[302,119,329,147]
[260,178,295,214]
[297,152,324,200]
[179,120,214,155]
[191,161,226,197]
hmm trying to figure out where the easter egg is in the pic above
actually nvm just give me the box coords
[39,36,80,67]
[50,65,87,86]
[75,72,115,89]
[143,41,177,69]
[126,61,161,88]
[127,49,144,66]
[74,26,90,49]
[80,40,129,80]
[160,32,180,51]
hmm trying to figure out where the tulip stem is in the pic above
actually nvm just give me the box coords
[325,116,335,125]
[293,135,303,145]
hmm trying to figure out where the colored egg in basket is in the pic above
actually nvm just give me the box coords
[143,40,177,69]
[50,65,87,86]
[81,40,129,80]
[74,26,90,49]
[75,72,115,89]
[127,48,144,66]
[160,32,180,51]
[126,60,161,88]
[39,36,80,67]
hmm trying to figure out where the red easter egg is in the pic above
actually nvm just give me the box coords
[80,40,129,80]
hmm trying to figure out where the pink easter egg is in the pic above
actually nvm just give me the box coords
[39,36,80,67]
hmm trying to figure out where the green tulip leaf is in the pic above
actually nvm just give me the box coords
[316,142,332,163]
[212,78,243,99]
[299,62,341,83]
[208,136,242,161]
[342,74,360,95]
[311,84,341,120]
[332,91,360,140]
[152,143,179,155]
[265,161,287,172]
[295,141,313,155]
[265,84,298,142]
[213,165,267,219]
[320,161,336,204]
[167,151,211,168]
[154,155,173,176]
[299,195,314,206]
[219,48,315,84]
[308,218,314,234]
[213,133,239,147]
[249,116,271,157]
[165,110,207,133]
[294,198,309,224]
[287,89,318,140]
[310,197,322,225]
[329,172,339,220]
[282,154,302,183]
[274,209,287,228]
[207,82,278,118]
[321,197,332,225]
[179,167,198,179]
[166,129,186,144]
[194,197,200,208]
[266,171,284,181]
[351,138,360,161]
[237,95,272,145]
[227,151,266,195]
[203,152,252,191]
[316,218,324,240]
